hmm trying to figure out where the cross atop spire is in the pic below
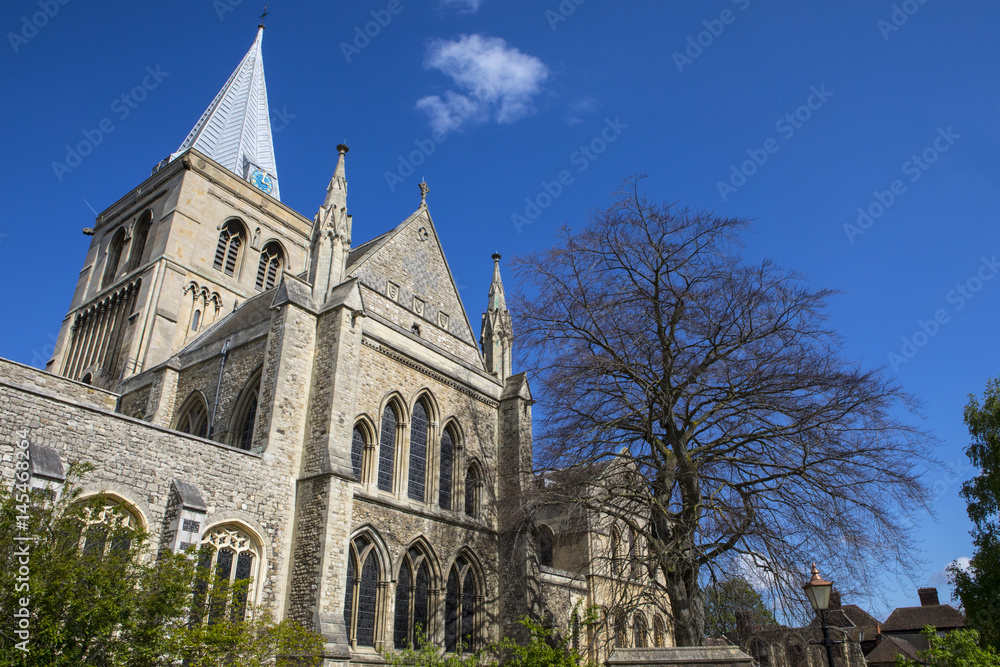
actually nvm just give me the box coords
[170,26,280,199]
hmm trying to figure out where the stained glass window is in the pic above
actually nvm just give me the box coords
[439,428,453,509]
[445,556,478,653]
[357,550,378,647]
[344,551,355,643]
[633,614,647,648]
[378,405,397,492]
[393,562,411,648]
[408,401,428,501]
[394,548,431,649]
[193,525,261,625]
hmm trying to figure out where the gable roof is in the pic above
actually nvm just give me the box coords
[842,604,881,630]
[882,604,966,633]
[347,206,481,355]
[866,635,920,665]
[171,27,279,198]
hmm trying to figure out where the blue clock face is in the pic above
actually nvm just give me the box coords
[250,168,274,195]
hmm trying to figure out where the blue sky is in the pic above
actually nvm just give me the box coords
[2,0,998,620]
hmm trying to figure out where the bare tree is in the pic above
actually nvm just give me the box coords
[512,176,935,647]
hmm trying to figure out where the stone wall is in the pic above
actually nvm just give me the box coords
[0,358,296,611]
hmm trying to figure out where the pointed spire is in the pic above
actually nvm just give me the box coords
[481,253,514,382]
[308,145,352,303]
[323,144,349,209]
[171,26,280,199]
[488,252,506,312]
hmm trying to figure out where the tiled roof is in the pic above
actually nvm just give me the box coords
[866,635,920,665]
[882,604,966,632]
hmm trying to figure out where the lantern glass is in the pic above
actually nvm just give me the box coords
[804,581,832,611]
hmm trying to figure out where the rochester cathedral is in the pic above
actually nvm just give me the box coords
[0,26,672,664]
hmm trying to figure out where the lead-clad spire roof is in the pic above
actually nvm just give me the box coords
[170,26,279,199]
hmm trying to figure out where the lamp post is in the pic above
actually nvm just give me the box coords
[803,563,839,667]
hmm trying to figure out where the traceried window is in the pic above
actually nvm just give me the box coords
[351,425,367,482]
[126,210,152,272]
[255,242,284,291]
[378,404,398,492]
[408,400,429,502]
[464,461,482,518]
[102,228,127,288]
[77,499,141,560]
[344,535,381,649]
[176,392,209,438]
[654,615,666,648]
[192,525,261,624]
[439,426,454,509]
[213,220,244,277]
[232,370,261,451]
[445,555,479,652]
[538,525,554,568]
[394,546,431,648]
[614,612,628,648]
[633,613,648,648]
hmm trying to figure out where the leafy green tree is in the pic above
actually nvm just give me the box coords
[704,577,776,640]
[951,380,1000,650]
[894,627,1000,667]
[0,465,322,666]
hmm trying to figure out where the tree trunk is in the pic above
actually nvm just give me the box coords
[663,555,705,646]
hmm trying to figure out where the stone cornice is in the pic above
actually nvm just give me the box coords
[361,336,499,409]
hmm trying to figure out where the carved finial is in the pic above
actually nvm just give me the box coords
[337,143,349,155]
[419,181,430,207]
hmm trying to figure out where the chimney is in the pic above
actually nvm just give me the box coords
[830,588,842,609]
[918,587,940,606]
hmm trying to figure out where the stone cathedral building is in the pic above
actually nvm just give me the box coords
[0,26,674,664]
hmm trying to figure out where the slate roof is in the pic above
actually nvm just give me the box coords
[882,604,966,632]
[171,27,279,198]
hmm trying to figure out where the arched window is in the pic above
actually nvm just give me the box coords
[192,309,202,331]
[213,220,244,277]
[255,242,284,291]
[614,612,628,648]
[126,210,152,272]
[786,639,806,667]
[345,534,382,649]
[176,392,209,438]
[653,615,666,648]
[439,425,455,509]
[611,527,623,576]
[464,461,482,518]
[748,639,770,667]
[351,424,367,482]
[102,228,127,288]
[538,525,554,568]
[394,545,432,648]
[231,370,261,451]
[445,555,479,652]
[378,404,398,493]
[408,400,429,502]
[633,613,648,648]
[192,525,262,624]
[77,497,142,561]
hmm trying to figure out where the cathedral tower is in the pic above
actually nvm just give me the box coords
[47,26,310,389]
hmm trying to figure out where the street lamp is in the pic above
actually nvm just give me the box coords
[803,563,840,667]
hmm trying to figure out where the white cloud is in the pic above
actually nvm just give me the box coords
[417,34,550,135]
[566,96,599,125]
[440,0,483,13]
[926,557,971,595]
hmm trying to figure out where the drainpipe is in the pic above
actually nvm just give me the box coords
[209,337,231,439]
